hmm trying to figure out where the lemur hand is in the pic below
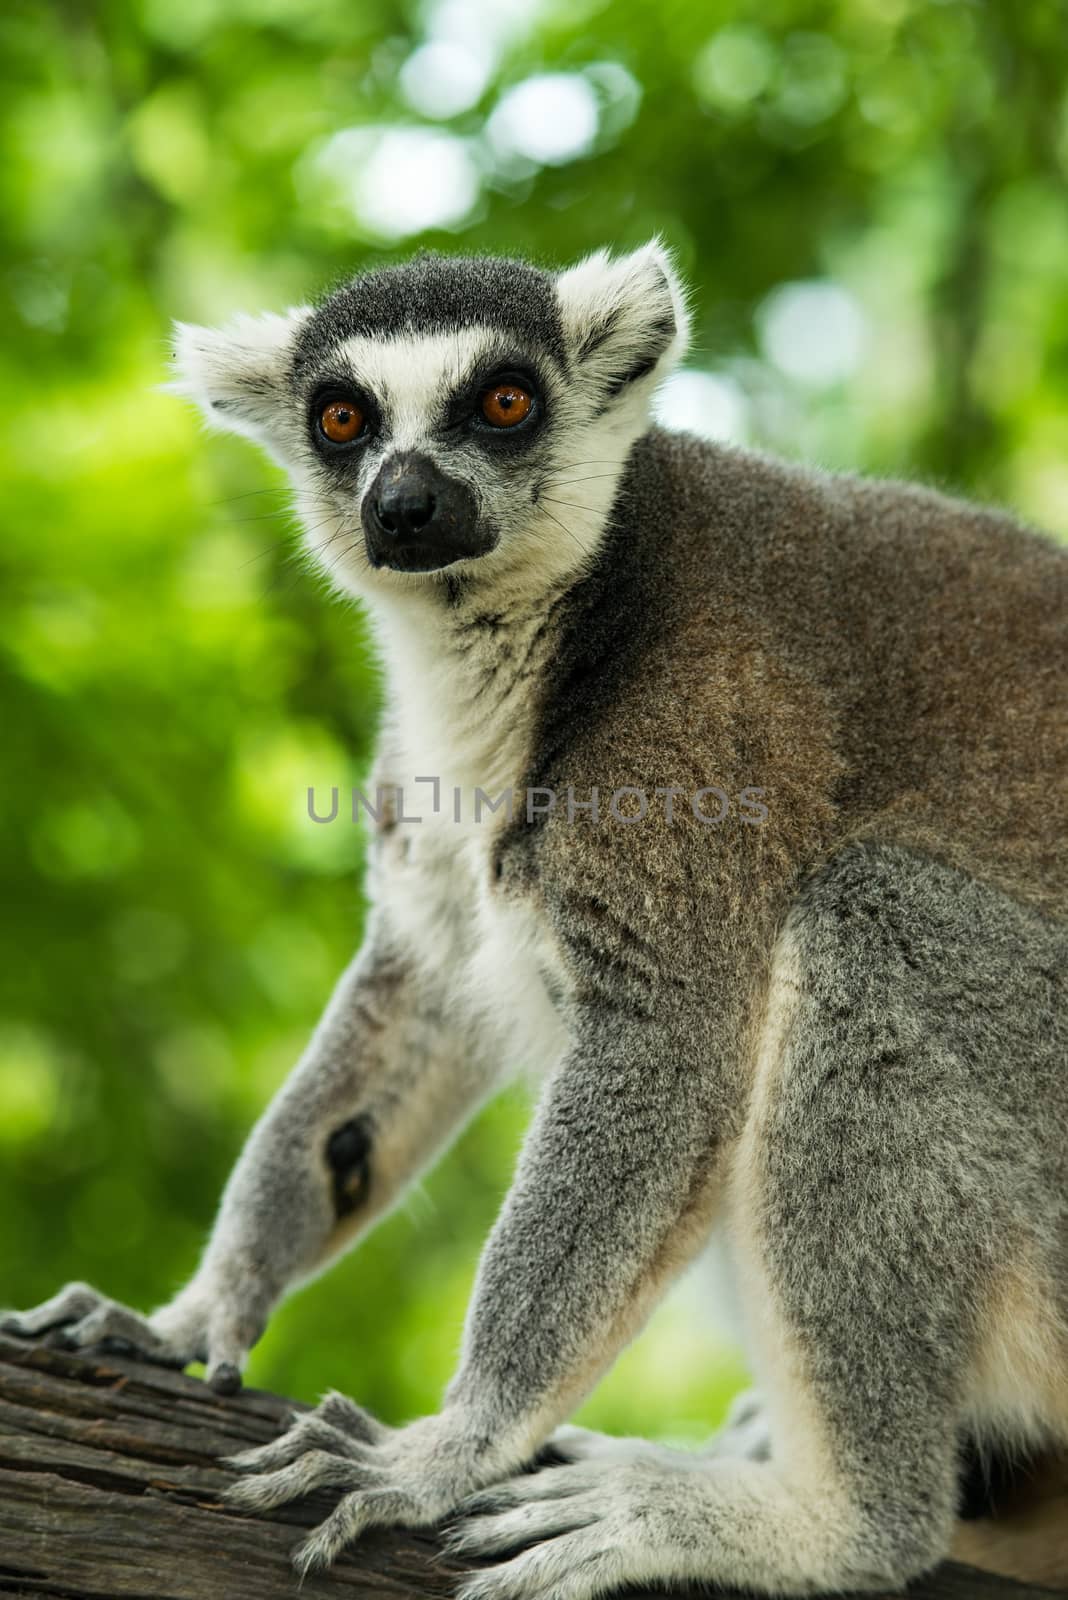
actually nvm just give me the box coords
[226,1393,497,1575]
[0,1277,261,1395]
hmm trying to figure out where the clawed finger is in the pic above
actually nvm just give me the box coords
[292,1489,412,1576]
[447,1495,596,1558]
[56,1302,174,1358]
[226,1447,378,1513]
[455,1531,603,1600]
[207,1360,243,1395]
[458,1465,588,1517]
[1,1283,102,1338]
[0,1285,195,1373]
[313,1389,386,1444]
[227,1414,368,1473]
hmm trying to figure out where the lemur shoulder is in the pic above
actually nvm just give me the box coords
[6,243,1067,1598]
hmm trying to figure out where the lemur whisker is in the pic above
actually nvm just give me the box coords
[212,486,291,506]
[540,497,603,515]
[319,533,368,582]
[537,505,588,559]
[227,510,301,526]
[238,516,344,572]
[254,548,322,603]
[250,516,357,600]
[542,473,624,487]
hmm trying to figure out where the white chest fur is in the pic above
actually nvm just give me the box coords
[369,594,569,1080]
[378,808,566,1080]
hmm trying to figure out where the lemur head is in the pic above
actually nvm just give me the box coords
[173,242,688,598]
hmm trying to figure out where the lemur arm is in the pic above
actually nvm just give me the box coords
[225,995,732,1569]
[447,1004,724,1450]
[2,919,498,1392]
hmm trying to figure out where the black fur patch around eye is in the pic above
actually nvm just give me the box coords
[326,1115,373,1218]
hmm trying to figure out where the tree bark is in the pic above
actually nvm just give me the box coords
[0,1333,1061,1600]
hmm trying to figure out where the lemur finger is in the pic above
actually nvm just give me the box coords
[456,1529,608,1600]
[312,1389,387,1444]
[207,1361,242,1396]
[50,1302,183,1363]
[41,1305,187,1369]
[0,1282,103,1337]
[292,1489,413,1577]
[205,1331,250,1395]
[226,1415,366,1472]
[459,1464,590,1516]
[705,1387,772,1462]
[205,1306,271,1393]
[227,1448,384,1514]
[723,1387,765,1429]
[447,1493,597,1558]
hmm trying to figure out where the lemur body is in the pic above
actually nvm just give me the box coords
[6,245,1066,1596]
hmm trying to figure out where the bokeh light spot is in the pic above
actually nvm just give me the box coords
[655,370,750,445]
[757,280,867,387]
[693,27,776,111]
[308,126,480,240]
[400,41,489,119]
[486,74,599,167]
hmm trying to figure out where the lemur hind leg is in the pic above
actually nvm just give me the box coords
[451,843,1068,1600]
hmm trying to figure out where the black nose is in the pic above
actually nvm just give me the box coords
[362,452,492,573]
[373,482,436,538]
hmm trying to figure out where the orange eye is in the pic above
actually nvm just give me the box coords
[481,383,533,429]
[319,398,365,444]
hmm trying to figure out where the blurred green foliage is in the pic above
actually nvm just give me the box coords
[1,0,1066,1435]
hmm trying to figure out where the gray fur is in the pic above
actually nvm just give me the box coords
[292,252,569,373]
[6,243,1066,1596]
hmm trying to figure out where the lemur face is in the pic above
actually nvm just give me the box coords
[291,257,570,578]
[173,243,688,596]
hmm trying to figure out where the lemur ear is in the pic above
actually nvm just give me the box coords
[167,308,311,444]
[555,239,690,404]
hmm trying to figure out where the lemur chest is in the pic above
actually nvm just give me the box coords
[375,714,568,1076]
[370,597,573,1071]
[384,813,567,1074]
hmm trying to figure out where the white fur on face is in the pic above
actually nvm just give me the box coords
[293,324,637,606]
[168,307,312,463]
[171,240,691,606]
[332,328,491,455]
[555,239,691,393]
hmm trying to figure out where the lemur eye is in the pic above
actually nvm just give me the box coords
[480,383,533,429]
[319,398,365,444]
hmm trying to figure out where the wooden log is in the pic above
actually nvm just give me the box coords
[0,1333,1061,1600]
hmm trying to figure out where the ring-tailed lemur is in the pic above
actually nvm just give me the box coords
[5,243,1067,1596]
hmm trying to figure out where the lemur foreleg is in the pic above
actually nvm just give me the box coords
[226,1002,733,1571]
[2,921,496,1392]
[230,845,1018,1596]
[444,846,1044,1600]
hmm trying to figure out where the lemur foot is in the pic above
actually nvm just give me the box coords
[0,1278,257,1394]
[448,1444,711,1600]
[448,1426,907,1600]
[225,1395,493,1577]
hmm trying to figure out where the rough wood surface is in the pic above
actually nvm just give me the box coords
[0,1333,1062,1600]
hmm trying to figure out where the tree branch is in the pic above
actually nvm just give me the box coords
[0,1334,1060,1600]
